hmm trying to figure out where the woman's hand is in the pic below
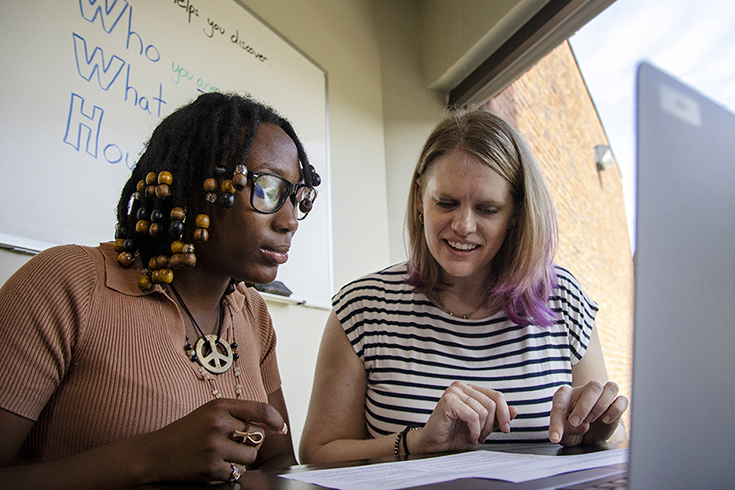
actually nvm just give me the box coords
[142,398,289,484]
[548,381,628,446]
[411,381,517,454]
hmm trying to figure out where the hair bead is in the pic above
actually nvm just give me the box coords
[219,192,235,208]
[135,220,150,234]
[136,207,148,221]
[221,180,235,194]
[136,180,145,193]
[170,207,186,221]
[145,172,157,185]
[157,171,173,185]
[123,238,136,253]
[156,255,171,270]
[159,268,173,283]
[171,240,185,254]
[203,178,217,192]
[117,251,135,267]
[145,185,156,198]
[169,220,184,237]
[194,228,209,242]
[155,184,171,199]
[205,192,217,203]
[232,173,247,191]
[150,209,164,223]
[194,214,210,229]
[148,223,162,237]
[138,274,152,290]
[114,238,125,252]
[114,225,128,240]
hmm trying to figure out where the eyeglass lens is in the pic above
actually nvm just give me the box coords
[251,173,317,220]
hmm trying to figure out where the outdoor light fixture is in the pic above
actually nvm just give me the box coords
[594,144,614,171]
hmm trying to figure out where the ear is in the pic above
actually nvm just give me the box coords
[415,179,424,215]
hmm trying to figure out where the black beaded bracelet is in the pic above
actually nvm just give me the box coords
[401,425,421,456]
[393,432,403,457]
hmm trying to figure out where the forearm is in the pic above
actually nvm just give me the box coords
[301,434,401,464]
[0,432,159,490]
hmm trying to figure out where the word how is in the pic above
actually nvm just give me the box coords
[63,93,138,169]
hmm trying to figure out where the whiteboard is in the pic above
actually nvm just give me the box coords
[0,0,332,304]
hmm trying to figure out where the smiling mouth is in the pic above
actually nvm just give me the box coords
[446,240,479,251]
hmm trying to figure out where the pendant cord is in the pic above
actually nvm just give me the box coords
[169,283,224,340]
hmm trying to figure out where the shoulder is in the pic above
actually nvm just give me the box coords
[239,285,270,315]
[332,263,411,307]
[232,284,275,337]
[4,244,103,294]
[550,264,598,327]
[553,265,596,306]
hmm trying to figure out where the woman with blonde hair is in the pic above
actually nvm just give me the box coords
[300,107,626,464]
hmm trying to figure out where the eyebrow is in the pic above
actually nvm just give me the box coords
[434,193,509,206]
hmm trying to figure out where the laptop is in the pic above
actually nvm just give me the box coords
[562,62,735,489]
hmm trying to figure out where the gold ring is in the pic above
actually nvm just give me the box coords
[465,396,471,404]
[232,425,265,446]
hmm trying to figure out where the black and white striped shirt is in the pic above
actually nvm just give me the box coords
[332,263,597,443]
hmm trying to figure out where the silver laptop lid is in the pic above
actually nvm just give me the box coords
[630,62,735,489]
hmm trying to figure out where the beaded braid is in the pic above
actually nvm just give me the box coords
[114,92,320,290]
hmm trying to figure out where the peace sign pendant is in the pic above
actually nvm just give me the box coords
[195,334,234,374]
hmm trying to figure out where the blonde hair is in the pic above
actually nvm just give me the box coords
[406,107,558,326]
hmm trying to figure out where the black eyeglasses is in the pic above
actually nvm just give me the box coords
[247,171,318,220]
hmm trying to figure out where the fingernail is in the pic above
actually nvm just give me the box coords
[280,423,289,435]
[550,431,559,442]
[602,415,611,424]
[503,423,510,433]
[570,416,580,427]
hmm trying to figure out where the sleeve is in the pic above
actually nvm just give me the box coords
[245,289,282,396]
[331,280,368,362]
[0,245,98,420]
[554,266,599,365]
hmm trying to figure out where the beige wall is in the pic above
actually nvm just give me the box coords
[420,0,544,90]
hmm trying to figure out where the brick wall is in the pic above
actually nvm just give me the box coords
[486,41,634,427]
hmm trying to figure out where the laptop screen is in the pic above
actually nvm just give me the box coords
[629,62,735,489]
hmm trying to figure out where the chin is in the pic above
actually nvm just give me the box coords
[238,270,278,286]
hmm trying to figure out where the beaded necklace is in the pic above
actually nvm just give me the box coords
[169,283,242,399]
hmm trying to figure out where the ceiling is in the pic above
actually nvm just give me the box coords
[419,0,617,105]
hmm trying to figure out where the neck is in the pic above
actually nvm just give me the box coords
[167,268,233,338]
[171,267,231,310]
[435,271,494,319]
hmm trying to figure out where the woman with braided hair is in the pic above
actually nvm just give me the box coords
[0,92,320,488]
